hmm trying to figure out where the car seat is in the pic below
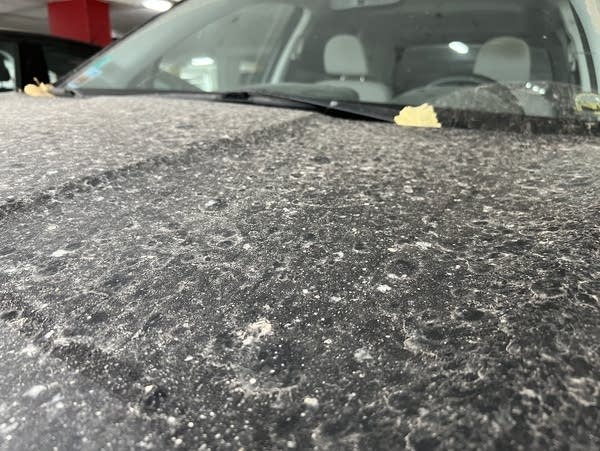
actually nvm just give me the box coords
[318,34,392,103]
[473,36,531,82]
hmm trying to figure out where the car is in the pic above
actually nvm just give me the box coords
[0,29,100,92]
[1,0,599,450]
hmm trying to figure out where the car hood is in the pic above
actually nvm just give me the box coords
[1,93,599,450]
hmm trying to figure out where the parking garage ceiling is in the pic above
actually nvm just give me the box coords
[0,0,161,37]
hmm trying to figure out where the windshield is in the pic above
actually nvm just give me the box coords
[63,0,600,121]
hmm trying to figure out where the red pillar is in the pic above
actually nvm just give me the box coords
[48,0,111,47]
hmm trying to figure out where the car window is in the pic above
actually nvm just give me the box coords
[65,0,600,122]
[153,3,299,92]
[395,44,556,94]
[41,41,98,83]
[0,41,17,91]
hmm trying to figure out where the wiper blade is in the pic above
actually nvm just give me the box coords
[218,90,397,122]
[49,86,81,97]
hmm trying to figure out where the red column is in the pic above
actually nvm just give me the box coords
[48,0,111,47]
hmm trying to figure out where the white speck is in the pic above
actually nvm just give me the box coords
[204,200,217,208]
[47,224,57,231]
[174,438,183,446]
[23,385,47,399]
[333,251,344,260]
[354,348,374,362]
[144,385,155,394]
[199,414,207,420]
[520,388,537,399]
[303,397,319,408]
[167,416,178,426]
[249,378,257,385]
[184,355,193,362]
[323,339,333,345]
[187,422,194,428]
[377,284,392,293]
[20,344,38,357]
[483,206,493,213]
[415,241,432,250]
[386,273,400,280]
[209,411,216,417]
[243,243,252,250]
[387,247,398,253]
[0,422,18,435]
[403,185,414,194]
[43,330,55,340]
[51,249,72,258]
[287,440,297,448]
[302,289,309,295]
[330,296,342,303]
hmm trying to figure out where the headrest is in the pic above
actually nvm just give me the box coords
[473,37,531,83]
[324,34,368,77]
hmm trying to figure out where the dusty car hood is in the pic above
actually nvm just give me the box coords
[0,93,599,450]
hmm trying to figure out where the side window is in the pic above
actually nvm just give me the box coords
[42,42,98,83]
[156,3,299,92]
[0,41,18,91]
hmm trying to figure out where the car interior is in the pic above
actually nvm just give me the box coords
[73,0,598,119]
[275,0,585,105]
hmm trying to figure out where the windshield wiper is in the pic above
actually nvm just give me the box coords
[217,90,397,122]
[51,86,396,122]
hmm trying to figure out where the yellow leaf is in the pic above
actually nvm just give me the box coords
[574,92,600,114]
[24,81,55,98]
[394,103,442,128]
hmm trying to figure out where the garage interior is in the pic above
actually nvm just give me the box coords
[0,0,174,44]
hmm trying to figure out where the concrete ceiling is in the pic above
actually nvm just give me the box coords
[0,0,161,37]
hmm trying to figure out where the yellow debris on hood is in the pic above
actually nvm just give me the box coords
[24,78,55,98]
[394,103,442,128]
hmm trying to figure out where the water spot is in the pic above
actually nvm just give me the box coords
[459,308,485,321]
[204,199,227,210]
[392,258,417,275]
[311,155,331,164]
[143,312,162,332]
[102,273,130,289]
[142,384,168,411]
[238,318,273,346]
[354,348,374,362]
[0,247,15,256]
[0,310,18,321]
[413,437,441,451]
[88,311,109,325]
[531,279,564,298]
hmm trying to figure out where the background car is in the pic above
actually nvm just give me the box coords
[0,29,99,92]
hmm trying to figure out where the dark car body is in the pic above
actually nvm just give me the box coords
[0,30,100,92]
[1,92,599,450]
[1,0,600,449]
